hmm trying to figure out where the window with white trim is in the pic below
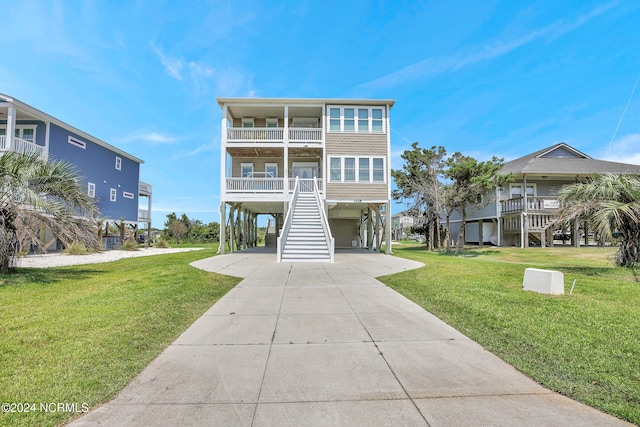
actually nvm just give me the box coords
[372,158,384,182]
[510,183,536,198]
[123,191,134,199]
[266,118,278,128]
[265,163,278,178]
[241,118,254,128]
[87,182,96,198]
[328,156,386,183]
[110,188,117,202]
[330,157,342,181]
[359,158,370,181]
[241,163,254,177]
[115,156,122,171]
[68,136,86,149]
[327,106,385,133]
[344,157,356,181]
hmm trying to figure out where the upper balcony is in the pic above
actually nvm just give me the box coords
[139,181,152,197]
[501,196,559,215]
[0,135,46,158]
[226,127,322,145]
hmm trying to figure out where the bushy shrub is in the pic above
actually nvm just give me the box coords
[153,238,169,248]
[121,239,140,251]
[64,242,96,255]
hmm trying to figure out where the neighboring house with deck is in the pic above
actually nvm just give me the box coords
[448,143,640,248]
[217,97,395,262]
[0,93,152,250]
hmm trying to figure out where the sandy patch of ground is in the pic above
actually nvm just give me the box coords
[16,247,205,269]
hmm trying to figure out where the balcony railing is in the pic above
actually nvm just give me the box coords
[139,181,153,196]
[226,127,322,144]
[226,177,323,194]
[0,136,45,157]
[138,209,150,221]
[501,196,559,215]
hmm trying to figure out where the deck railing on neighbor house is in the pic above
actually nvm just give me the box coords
[226,127,322,143]
[500,196,559,215]
[500,196,559,233]
[0,136,45,157]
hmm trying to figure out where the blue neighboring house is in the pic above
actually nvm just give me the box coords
[0,93,152,249]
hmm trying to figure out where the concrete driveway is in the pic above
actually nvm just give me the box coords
[68,249,629,426]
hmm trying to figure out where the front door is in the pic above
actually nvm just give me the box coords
[292,162,318,192]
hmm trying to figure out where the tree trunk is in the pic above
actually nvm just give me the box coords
[455,207,466,256]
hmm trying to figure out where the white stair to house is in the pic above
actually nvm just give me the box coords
[281,192,331,262]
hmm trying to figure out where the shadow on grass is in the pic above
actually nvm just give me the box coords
[0,267,103,287]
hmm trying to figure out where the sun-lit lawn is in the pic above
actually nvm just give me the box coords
[0,245,239,427]
[380,245,640,424]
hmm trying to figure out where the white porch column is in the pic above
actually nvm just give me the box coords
[218,202,226,254]
[283,105,289,194]
[6,105,16,150]
[220,104,228,200]
[385,202,392,254]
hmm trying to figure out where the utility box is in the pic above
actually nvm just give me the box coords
[523,268,564,295]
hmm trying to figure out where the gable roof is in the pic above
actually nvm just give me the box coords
[501,142,640,176]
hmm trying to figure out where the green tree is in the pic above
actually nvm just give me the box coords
[392,143,447,250]
[444,153,509,255]
[556,173,640,267]
[0,151,99,273]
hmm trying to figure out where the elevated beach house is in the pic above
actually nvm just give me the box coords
[0,93,152,250]
[217,97,395,262]
[449,142,640,248]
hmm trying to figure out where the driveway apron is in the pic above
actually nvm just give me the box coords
[68,249,630,426]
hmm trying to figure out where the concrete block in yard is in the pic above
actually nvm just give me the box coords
[523,268,564,295]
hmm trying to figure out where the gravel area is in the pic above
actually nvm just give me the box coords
[16,247,206,268]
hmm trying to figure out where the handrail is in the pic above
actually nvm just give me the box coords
[313,178,335,263]
[277,177,300,262]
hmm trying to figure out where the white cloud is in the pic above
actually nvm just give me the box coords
[151,42,184,80]
[119,131,179,144]
[356,2,616,91]
[172,142,216,159]
[601,133,640,165]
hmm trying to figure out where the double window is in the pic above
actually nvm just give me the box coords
[328,156,385,183]
[327,106,385,133]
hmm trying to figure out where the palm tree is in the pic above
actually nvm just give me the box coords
[556,173,640,267]
[0,151,99,273]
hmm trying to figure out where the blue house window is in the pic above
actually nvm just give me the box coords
[115,157,122,171]
[110,188,117,202]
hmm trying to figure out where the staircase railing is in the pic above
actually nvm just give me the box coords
[277,177,300,262]
[313,178,334,263]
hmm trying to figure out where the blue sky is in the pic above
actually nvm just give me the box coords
[2,0,639,227]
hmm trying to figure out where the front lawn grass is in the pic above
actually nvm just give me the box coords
[380,245,640,424]
[0,246,239,427]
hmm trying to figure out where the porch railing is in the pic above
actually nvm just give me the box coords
[501,196,559,215]
[227,127,284,142]
[138,209,150,221]
[226,177,323,193]
[288,128,322,143]
[226,127,322,143]
[0,136,45,157]
[226,177,284,192]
